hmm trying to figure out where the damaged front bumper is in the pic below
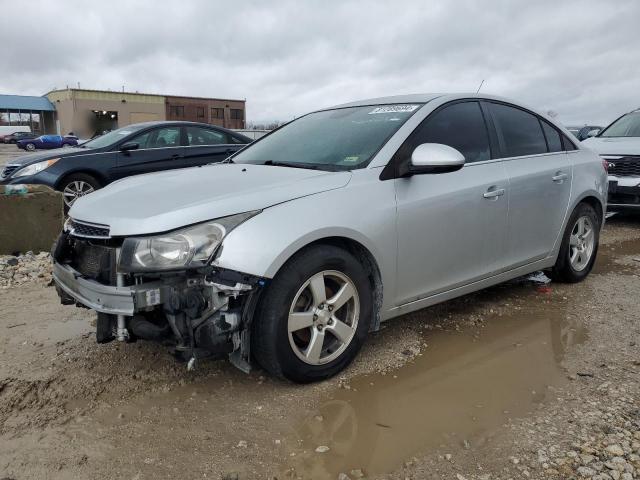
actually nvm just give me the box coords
[52,233,266,373]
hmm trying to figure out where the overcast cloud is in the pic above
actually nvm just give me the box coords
[1,0,638,125]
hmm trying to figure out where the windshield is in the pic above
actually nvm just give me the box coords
[232,104,422,170]
[79,124,147,149]
[600,112,640,138]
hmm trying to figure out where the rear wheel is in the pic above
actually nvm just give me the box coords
[252,245,373,383]
[60,173,101,212]
[25,142,36,151]
[551,202,600,283]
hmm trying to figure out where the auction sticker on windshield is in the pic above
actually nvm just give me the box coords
[369,105,420,114]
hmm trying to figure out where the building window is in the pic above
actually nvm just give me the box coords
[230,109,243,120]
[169,105,184,117]
[211,108,224,119]
[196,106,205,119]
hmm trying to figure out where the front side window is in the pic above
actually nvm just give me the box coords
[185,126,227,146]
[233,104,422,171]
[401,101,491,164]
[600,112,640,138]
[489,103,548,157]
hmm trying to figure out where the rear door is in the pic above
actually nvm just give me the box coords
[394,101,509,305]
[183,125,244,167]
[485,101,572,267]
[114,126,184,179]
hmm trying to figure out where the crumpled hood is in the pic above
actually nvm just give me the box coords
[582,136,640,156]
[70,163,352,236]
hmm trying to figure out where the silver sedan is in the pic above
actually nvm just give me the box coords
[54,93,608,383]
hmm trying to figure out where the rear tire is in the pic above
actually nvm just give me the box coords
[551,202,600,283]
[252,245,373,383]
[25,143,36,151]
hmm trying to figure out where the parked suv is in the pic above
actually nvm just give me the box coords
[0,121,251,209]
[52,94,607,383]
[583,108,640,211]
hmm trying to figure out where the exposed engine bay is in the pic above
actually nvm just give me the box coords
[52,231,266,372]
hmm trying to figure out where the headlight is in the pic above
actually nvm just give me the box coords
[13,158,60,178]
[118,211,259,272]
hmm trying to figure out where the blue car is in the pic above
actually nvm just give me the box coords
[17,134,78,151]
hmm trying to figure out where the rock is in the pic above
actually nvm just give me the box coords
[337,474,351,480]
[6,257,18,266]
[237,440,248,448]
[456,475,468,480]
[444,453,452,461]
[222,473,239,480]
[349,469,364,478]
[577,466,596,477]
[315,445,330,453]
[606,445,625,457]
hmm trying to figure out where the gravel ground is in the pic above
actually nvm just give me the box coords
[0,215,638,480]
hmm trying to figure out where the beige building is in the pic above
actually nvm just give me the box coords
[45,88,246,138]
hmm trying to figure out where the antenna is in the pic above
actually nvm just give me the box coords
[476,79,485,94]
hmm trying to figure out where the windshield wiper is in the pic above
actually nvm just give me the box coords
[263,160,319,170]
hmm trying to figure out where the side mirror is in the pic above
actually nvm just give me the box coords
[404,143,465,176]
[120,142,139,152]
[586,129,600,138]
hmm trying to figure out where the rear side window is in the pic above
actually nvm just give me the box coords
[540,120,563,152]
[402,101,491,163]
[185,126,228,146]
[489,103,548,157]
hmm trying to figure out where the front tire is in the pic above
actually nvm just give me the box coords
[551,202,600,283]
[60,173,101,213]
[252,245,373,383]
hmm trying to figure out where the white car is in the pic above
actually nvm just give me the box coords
[583,108,640,211]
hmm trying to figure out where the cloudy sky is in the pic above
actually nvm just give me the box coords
[1,0,638,125]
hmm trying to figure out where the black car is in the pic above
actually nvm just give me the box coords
[3,131,38,144]
[0,121,251,209]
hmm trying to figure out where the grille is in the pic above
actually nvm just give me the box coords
[1,164,20,179]
[71,242,116,283]
[607,156,640,177]
[68,219,111,239]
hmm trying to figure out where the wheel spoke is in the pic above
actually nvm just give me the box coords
[288,311,315,332]
[327,282,355,312]
[304,329,325,363]
[62,190,76,197]
[570,248,579,264]
[327,317,353,343]
[309,273,327,305]
[577,217,586,236]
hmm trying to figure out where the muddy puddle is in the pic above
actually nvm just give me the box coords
[593,238,640,275]
[283,301,587,479]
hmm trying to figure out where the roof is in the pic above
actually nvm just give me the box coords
[0,94,56,111]
[329,93,444,109]
[44,88,245,104]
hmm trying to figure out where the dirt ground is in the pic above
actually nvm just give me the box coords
[0,215,639,480]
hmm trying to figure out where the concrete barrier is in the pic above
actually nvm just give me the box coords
[0,185,64,255]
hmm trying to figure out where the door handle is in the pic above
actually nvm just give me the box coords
[552,172,568,183]
[483,187,505,199]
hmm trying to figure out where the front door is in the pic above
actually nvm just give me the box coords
[486,102,573,267]
[394,101,509,306]
[114,126,184,179]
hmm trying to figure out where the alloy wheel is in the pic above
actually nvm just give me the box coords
[569,216,595,272]
[288,270,360,365]
[63,181,95,207]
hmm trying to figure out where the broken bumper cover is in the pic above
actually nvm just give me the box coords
[53,261,166,316]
